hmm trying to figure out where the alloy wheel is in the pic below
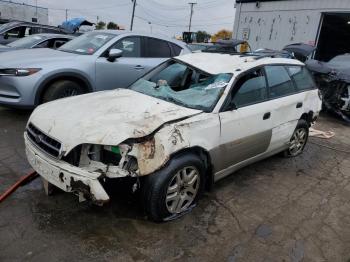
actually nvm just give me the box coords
[59,88,79,98]
[166,166,200,214]
[288,128,307,156]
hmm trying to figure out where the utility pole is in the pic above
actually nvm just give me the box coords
[35,0,38,21]
[188,2,196,32]
[65,9,68,22]
[148,21,152,33]
[130,0,137,31]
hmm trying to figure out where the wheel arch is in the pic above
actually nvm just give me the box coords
[169,146,214,191]
[300,111,315,126]
[35,73,93,105]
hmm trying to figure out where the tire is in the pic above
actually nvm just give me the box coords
[42,80,85,103]
[283,119,309,157]
[142,153,206,222]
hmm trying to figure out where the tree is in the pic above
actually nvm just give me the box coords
[107,22,119,30]
[211,29,233,43]
[95,21,106,30]
[196,31,211,43]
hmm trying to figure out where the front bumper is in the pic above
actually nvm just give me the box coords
[0,74,40,107]
[24,134,110,204]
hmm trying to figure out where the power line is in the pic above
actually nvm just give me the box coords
[34,1,131,11]
[135,14,234,28]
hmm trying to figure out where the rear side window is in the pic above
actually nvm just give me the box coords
[265,66,295,98]
[169,43,182,56]
[145,38,172,58]
[232,68,267,108]
[287,66,315,91]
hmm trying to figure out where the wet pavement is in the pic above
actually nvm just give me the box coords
[0,106,350,262]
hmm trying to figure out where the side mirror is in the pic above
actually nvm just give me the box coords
[3,33,8,40]
[107,48,123,62]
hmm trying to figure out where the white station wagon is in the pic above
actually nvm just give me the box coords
[25,53,322,221]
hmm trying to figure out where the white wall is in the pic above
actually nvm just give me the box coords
[233,0,350,50]
[0,1,48,24]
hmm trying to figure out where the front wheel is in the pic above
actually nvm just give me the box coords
[42,80,85,103]
[283,119,309,157]
[142,153,206,222]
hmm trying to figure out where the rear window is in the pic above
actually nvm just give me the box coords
[265,66,295,98]
[287,66,315,91]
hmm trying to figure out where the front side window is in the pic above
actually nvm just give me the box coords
[287,66,315,91]
[232,68,267,108]
[145,38,172,58]
[265,65,295,98]
[58,32,115,55]
[52,39,69,49]
[112,37,141,57]
[130,60,232,111]
[34,40,50,48]
[5,26,23,38]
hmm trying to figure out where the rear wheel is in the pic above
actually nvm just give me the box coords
[42,80,84,103]
[142,153,205,222]
[283,119,309,157]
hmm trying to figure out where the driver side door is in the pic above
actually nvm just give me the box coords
[215,68,274,177]
[95,36,148,91]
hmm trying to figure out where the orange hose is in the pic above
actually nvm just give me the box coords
[0,171,38,203]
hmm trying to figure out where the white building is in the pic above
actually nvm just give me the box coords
[0,0,48,25]
[233,0,350,61]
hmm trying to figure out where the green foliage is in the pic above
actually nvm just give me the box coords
[95,21,106,30]
[107,22,119,30]
[196,31,211,43]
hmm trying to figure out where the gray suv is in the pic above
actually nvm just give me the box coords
[0,30,190,108]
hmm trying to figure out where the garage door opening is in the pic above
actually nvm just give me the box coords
[315,13,350,61]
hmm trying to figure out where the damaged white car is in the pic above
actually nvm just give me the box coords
[25,53,322,221]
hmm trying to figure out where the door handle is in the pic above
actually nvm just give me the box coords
[263,112,271,120]
[296,102,303,108]
[134,65,144,70]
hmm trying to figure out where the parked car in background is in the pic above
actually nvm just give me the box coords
[189,39,251,54]
[24,53,321,221]
[0,34,74,53]
[187,42,213,52]
[0,21,67,45]
[0,30,190,108]
[306,54,350,122]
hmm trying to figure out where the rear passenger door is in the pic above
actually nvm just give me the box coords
[264,65,305,151]
[216,68,274,173]
[142,37,177,72]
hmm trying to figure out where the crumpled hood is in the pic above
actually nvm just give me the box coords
[28,89,202,154]
[0,48,79,67]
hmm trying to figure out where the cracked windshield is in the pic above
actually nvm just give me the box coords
[130,60,232,111]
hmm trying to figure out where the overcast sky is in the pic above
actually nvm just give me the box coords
[18,0,236,37]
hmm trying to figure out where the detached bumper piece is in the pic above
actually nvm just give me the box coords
[25,135,110,205]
